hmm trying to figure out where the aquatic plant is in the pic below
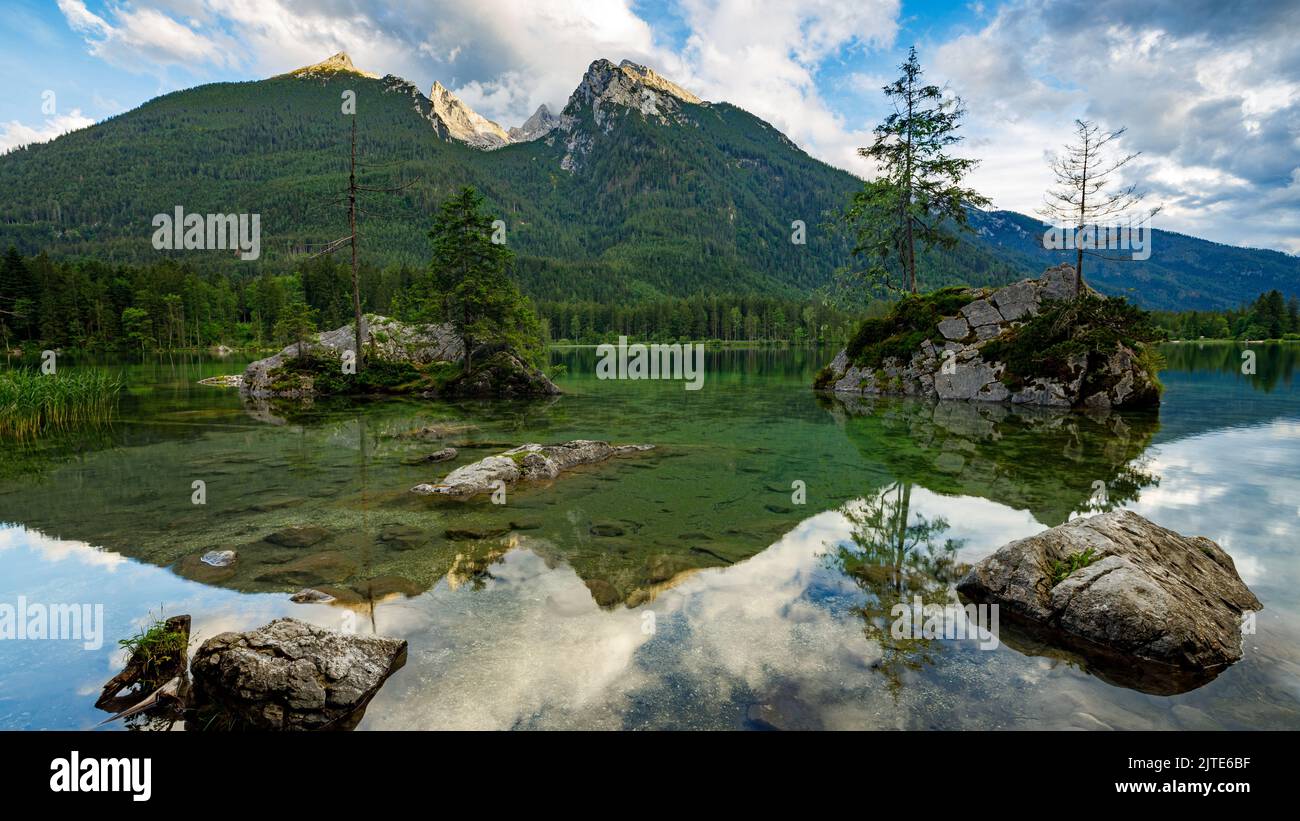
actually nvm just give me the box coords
[117,617,189,690]
[0,368,123,439]
[1049,547,1100,587]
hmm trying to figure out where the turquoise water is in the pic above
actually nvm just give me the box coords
[1,343,1298,729]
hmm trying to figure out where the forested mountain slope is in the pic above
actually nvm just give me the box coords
[0,55,1294,310]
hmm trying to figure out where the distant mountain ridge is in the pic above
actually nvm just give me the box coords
[0,53,1294,310]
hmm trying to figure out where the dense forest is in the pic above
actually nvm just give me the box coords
[1151,290,1300,341]
[0,246,854,351]
[7,239,1293,354]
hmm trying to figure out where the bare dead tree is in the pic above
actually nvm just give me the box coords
[308,116,417,371]
[1039,119,1158,297]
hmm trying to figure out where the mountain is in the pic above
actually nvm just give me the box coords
[427,81,511,149]
[282,51,379,80]
[0,53,1294,310]
[0,53,872,302]
[507,104,562,142]
[967,210,1300,311]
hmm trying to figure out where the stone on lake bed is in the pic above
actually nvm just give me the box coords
[264,525,330,548]
[589,524,625,537]
[410,440,655,498]
[191,618,407,731]
[200,550,237,567]
[256,552,357,586]
[957,510,1261,678]
[377,524,427,550]
[444,526,511,541]
[290,588,336,604]
[178,553,237,584]
[403,447,458,465]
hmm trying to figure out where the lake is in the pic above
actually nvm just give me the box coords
[1,343,1298,729]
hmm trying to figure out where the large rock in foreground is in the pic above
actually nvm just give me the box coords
[411,440,653,498]
[817,265,1161,409]
[191,618,407,731]
[958,510,1260,689]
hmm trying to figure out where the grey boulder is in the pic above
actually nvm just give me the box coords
[241,315,463,399]
[411,440,654,498]
[958,510,1261,679]
[190,617,407,730]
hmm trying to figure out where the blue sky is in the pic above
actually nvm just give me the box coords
[2,0,1298,254]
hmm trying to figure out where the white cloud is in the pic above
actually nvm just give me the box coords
[57,0,231,71]
[0,110,96,154]
[928,0,1300,251]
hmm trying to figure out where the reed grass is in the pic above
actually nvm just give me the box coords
[0,368,123,439]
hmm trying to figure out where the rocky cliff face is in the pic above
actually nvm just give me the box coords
[818,265,1162,409]
[548,58,706,171]
[428,81,512,149]
[508,104,563,142]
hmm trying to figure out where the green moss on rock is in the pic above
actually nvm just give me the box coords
[845,286,978,369]
[980,295,1163,397]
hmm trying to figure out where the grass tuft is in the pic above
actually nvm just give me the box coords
[0,368,123,439]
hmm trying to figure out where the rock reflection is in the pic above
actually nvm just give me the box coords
[824,394,1161,526]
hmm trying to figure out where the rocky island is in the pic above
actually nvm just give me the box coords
[816,265,1164,409]
[238,314,559,401]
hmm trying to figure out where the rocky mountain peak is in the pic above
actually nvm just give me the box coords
[428,81,511,150]
[569,59,704,117]
[551,58,706,171]
[616,60,703,104]
[508,104,564,142]
[288,52,378,79]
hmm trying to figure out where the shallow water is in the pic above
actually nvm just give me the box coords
[1,343,1298,729]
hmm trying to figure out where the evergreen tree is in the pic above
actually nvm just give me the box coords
[274,300,319,357]
[845,47,988,295]
[407,187,542,372]
[0,247,37,338]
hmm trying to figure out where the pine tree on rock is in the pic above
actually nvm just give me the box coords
[846,47,988,295]
[410,187,543,373]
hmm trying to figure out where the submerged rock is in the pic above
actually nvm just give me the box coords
[256,552,357,586]
[265,525,330,548]
[411,440,654,498]
[200,550,237,567]
[191,618,406,731]
[957,510,1261,688]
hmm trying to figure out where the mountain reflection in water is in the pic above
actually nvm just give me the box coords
[0,344,1298,729]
